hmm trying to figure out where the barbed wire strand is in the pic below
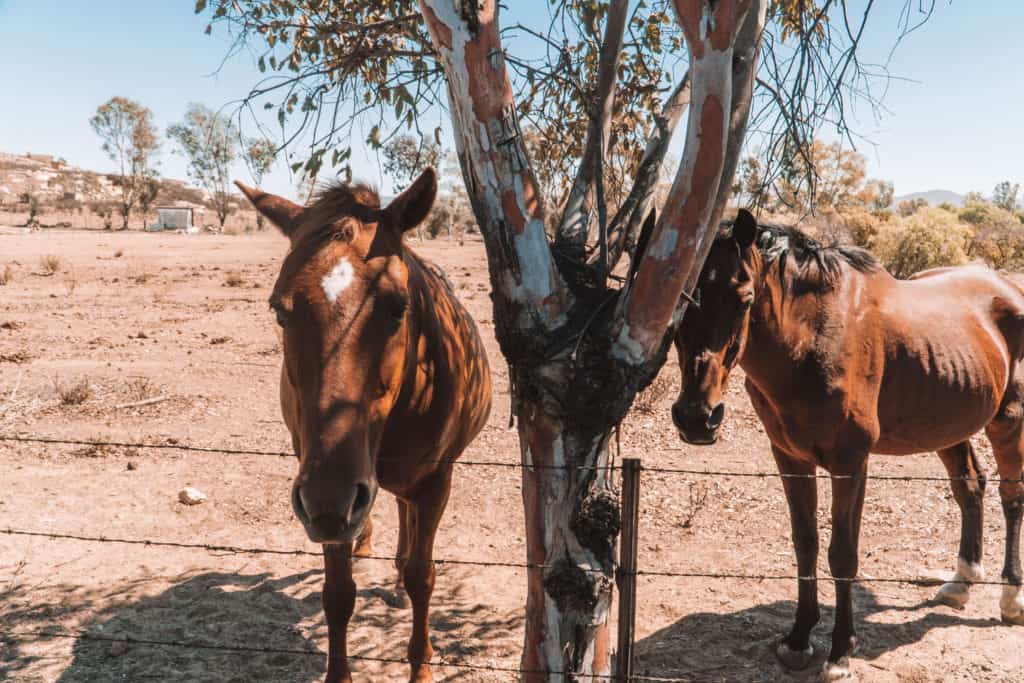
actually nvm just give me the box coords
[3,527,1013,587]
[3,629,690,682]
[1,434,1013,482]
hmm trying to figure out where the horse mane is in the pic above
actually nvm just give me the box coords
[726,218,879,292]
[291,181,382,247]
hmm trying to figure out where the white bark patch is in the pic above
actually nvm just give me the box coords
[321,257,354,303]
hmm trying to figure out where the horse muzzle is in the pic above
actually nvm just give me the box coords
[672,401,725,446]
[292,478,377,545]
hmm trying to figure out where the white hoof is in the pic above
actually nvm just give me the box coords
[776,642,814,670]
[820,658,852,681]
[1000,585,1024,625]
[934,559,983,609]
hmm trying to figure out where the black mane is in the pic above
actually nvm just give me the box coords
[723,217,878,291]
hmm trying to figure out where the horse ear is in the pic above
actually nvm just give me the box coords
[384,168,437,234]
[734,209,758,250]
[235,181,304,238]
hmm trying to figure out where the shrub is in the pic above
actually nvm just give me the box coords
[959,202,1024,270]
[839,207,880,249]
[54,377,92,406]
[39,254,61,276]
[873,208,973,279]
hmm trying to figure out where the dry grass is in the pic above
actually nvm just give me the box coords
[0,350,32,364]
[632,374,675,415]
[0,264,12,285]
[53,376,92,406]
[123,376,161,403]
[681,481,710,529]
[127,265,153,285]
[39,254,61,276]
[223,271,245,287]
[62,270,78,296]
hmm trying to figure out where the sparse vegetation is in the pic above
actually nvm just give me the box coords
[62,270,78,296]
[0,350,32,364]
[124,376,160,402]
[223,271,245,287]
[53,376,93,405]
[0,264,12,285]
[39,254,61,276]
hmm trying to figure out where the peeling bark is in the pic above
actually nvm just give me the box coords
[614,0,755,363]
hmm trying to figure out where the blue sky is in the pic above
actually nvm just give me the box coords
[0,1,1021,201]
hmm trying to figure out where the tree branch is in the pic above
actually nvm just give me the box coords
[552,0,630,290]
[612,0,754,363]
[418,0,571,336]
[604,69,692,274]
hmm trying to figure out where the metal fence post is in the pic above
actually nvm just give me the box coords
[616,458,641,682]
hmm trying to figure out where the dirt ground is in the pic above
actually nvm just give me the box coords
[1,227,1023,682]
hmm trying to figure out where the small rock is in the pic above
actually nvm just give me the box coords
[178,487,207,505]
[108,639,128,657]
[126,461,138,471]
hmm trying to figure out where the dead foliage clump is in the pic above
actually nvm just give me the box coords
[124,376,161,403]
[53,376,93,406]
[0,264,13,285]
[39,254,61,276]
[0,350,32,364]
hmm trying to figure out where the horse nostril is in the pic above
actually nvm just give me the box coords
[707,403,725,430]
[350,483,372,522]
[310,513,342,539]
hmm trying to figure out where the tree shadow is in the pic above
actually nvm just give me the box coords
[631,584,1006,682]
[2,563,524,682]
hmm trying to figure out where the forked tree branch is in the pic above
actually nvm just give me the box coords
[613,0,755,363]
[418,0,571,333]
[553,0,630,287]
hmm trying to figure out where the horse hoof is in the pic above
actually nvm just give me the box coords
[935,582,970,610]
[1001,612,1024,626]
[819,658,853,681]
[776,642,814,670]
[1000,586,1024,624]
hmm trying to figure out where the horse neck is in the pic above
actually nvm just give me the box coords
[740,257,826,389]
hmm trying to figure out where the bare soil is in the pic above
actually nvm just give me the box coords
[1,228,1022,682]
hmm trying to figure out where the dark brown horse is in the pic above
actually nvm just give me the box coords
[672,210,1024,678]
[237,169,492,683]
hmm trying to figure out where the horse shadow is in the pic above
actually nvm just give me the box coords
[631,584,1005,682]
[2,564,523,682]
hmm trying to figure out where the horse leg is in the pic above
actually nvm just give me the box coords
[934,441,987,608]
[322,542,357,683]
[403,471,453,682]
[391,499,411,608]
[986,417,1024,624]
[772,446,820,670]
[823,458,868,681]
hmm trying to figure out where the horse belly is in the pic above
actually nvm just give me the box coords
[874,343,1005,455]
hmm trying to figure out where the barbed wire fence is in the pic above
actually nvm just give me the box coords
[0,432,1009,681]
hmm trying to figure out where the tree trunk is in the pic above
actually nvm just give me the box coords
[418,1,761,677]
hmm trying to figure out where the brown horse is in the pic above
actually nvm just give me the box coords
[672,210,1024,678]
[237,169,492,683]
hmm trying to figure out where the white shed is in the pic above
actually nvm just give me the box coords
[150,207,194,231]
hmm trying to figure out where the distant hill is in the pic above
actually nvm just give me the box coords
[892,189,966,208]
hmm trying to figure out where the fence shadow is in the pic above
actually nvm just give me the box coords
[2,563,524,682]
[631,583,1003,682]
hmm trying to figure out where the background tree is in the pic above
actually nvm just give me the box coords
[137,177,161,228]
[994,180,1020,211]
[244,138,277,230]
[167,103,240,229]
[382,134,443,191]
[204,0,937,675]
[90,97,159,229]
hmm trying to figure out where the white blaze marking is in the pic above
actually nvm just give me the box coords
[321,257,354,303]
